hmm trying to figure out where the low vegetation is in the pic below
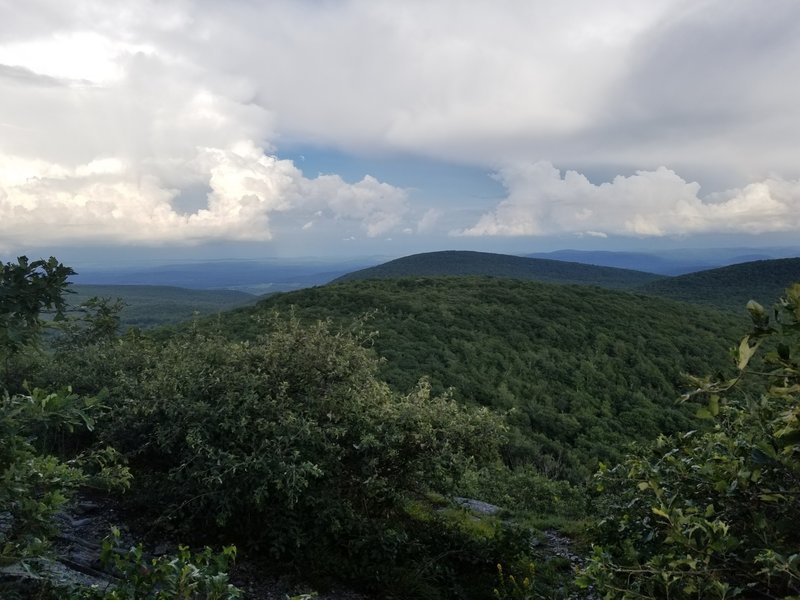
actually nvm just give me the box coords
[2,255,798,599]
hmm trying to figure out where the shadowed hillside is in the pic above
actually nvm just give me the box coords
[334,250,663,289]
[526,247,800,275]
[638,257,800,311]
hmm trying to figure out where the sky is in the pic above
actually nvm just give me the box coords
[1,0,800,264]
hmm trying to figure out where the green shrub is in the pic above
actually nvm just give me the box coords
[581,285,800,598]
[1,257,241,600]
[459,463,586,518]
[0,387,128,564]
[2,528,242,600]
[1,256,74,390]
[493,562,537,600]
[93,527,241,600]
[92,315,507,592]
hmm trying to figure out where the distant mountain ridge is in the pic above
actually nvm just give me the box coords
[333,250,662,289]
[526,250,713,275]
[527,247,800,275]
[637,257,800,311]
[71,259,371,293]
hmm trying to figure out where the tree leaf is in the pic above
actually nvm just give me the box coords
[651,506,670,520]
[709,395,719,417]
[737,336,760,371]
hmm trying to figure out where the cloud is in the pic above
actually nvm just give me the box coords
[297,173,408,237]
[416,208,442,234]
[0,4,409,247]
[2,0,800,253]
[0,142,408,246]
[576,0,800,182]
[192,0,672,159]
[0,1,716,170]
[131,0,799,183]
[461,162,800,238]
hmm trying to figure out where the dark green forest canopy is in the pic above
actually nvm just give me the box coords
[213,277,744,480]
[638,257,800,311]
[334,250,663,289]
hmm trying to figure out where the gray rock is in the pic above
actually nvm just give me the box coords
[0,511,13,539]
[0,558,112,591]
[452,497,503,515]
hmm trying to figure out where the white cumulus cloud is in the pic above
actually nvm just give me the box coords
[461,162,800,238]
[0,142,408,247]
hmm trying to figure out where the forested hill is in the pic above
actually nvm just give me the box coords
[638,257,800,311]
[69,284,256,328]
[333,250,663,289]
[216,277,743,480]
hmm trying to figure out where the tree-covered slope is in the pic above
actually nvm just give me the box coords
[217,277,743,480]
[638,257,800,312]
[334,250,663,289]
[69,284,257,328]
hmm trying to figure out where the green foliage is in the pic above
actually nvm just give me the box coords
[639,257,800,312]
[15,254,785,598]
[214,277,742,481]
[33,325,151,398]
[493,563,538,600]
[0,388,129,564]
[3,529,242,600]
[459,464,586,518]
[1,256,240,600]
[1,256,74,387]
[1,257,125,571]
[54,296,126,348]
[5,386,99,453]
[91,527,241,600]
[581,284,800,599]
[81,314,507,593]
[0,384,236,599]
[492,557,577,600]
[389,497,547,600]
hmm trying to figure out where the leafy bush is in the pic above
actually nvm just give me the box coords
[0,387,127,564]
[3,528,242,600]
[91,315,507,591]
[493,562,537,600]
[93,527,241,600]
[459,463,586,518]
[581,285,800,598]
[389,495,546,600]
[1,257,241,600]
[1,256,74,389]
